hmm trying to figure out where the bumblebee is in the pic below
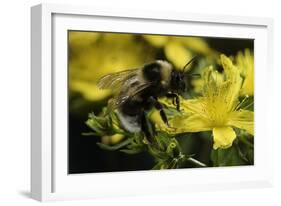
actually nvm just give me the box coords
[97,58,196,139]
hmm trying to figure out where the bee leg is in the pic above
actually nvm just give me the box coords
[141,111,154,142]
[175,95,180,111]
[166,93,177,106]
[166,93,180,111]
[153,99,170,127]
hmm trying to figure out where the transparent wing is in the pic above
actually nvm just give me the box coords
[97,69,139,92]
[107,82,152,113]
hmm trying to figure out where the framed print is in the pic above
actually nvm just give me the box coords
[31,3,274,201]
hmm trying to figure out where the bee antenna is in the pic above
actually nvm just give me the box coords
[183,56,197,73]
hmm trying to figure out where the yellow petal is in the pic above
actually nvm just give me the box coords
[164,41,192,69]
[213,127,236,149]
[149,109,165,126]
[235,49,254,96]
[180,99,205,114]
[220,54,242,110]
[158,97,175,108]
[228,110,254,135]
[70,81,111,101]
[143,35,169,48]
[220,54,236,79]
[180,37,211,55]
[169,114,212,133]
[240,75,254,96]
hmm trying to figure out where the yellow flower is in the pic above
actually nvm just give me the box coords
[235,49,254,96]
[191,65,224,94]
[161,55,254,149]
[143,35,215,69]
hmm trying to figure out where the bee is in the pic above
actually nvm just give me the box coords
[97,57,196,140]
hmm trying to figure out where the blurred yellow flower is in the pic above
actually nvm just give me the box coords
[69,31,100,49]
[69,32,155,101]
[159,55,254,149]
[164,41,192,69]
[143,35,169,48]
[180,37,213,55]
[235,49,254,96]
[71,81,111,101]
[143,35,215,69]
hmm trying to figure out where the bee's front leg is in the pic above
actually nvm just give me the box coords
[151,97,169,127]
[166,93,180,111]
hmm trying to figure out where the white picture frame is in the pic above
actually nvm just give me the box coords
[31,3,274,202]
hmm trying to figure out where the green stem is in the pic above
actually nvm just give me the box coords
[97,138,131,151]
[186,157,207,167]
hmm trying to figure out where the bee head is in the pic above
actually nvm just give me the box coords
[170,70,186,92]
[170,56,198,93]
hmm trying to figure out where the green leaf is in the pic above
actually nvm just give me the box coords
[237,135,254,164]
[96,138,131,151]
[166,158,179,169]
[81,132,98,136]
[152,161,165,170]
[211,145,247,166]
[120,148,143,155]
[246,148,254,164]
[148,146,170,160]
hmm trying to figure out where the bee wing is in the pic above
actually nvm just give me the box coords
[107,82,152,113]
[97,69,139,92]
